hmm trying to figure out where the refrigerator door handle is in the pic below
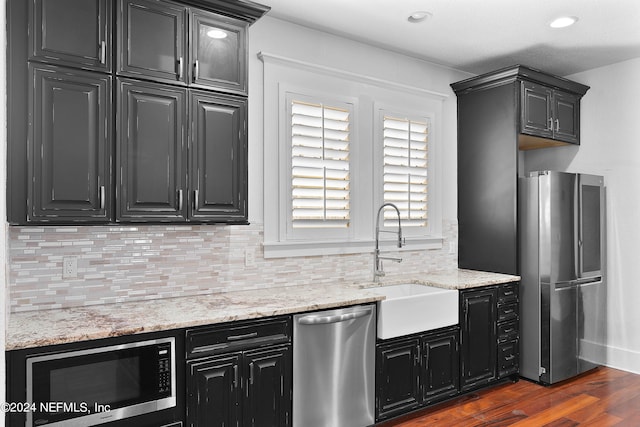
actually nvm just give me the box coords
[554,280,577,289]
[574,176,581,279]
[553,276,602,289]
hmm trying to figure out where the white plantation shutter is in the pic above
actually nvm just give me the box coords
[291,100,350,229]
[383,115,428,227]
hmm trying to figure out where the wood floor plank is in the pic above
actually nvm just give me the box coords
[383,368,640,427]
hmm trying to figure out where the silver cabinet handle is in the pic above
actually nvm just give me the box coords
[548,117,553,131]
[298,308,372,325]
[555,119,560,132]
[177,57,183,80]
[99,41,106,64]
[99,185,105,210]
[227,332,258,341]
[178,189,183,211]
[193,189,199,209]
[193,60,199,81]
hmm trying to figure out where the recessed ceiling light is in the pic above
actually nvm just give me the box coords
[408,11,432,23]
[207,28,228,39]
[550,16,578,28]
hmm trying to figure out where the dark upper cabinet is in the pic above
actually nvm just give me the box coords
[118,0,249,94]
[117,79,187,221]
[190,91,247,222]
[29,0,111,71]
[451,66,589,275]
[28,64,112,222]
[521,81,580,144]
[459,287,497,392]
[8,0,268,224]
[118,0,187,84]
[190,10,248,94]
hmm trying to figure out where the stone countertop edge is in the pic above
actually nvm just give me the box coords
[360,269,521,290]
[6,284,384,351]
[6,269,520,351]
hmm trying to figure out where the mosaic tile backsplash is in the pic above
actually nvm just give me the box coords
[8,221,457,312]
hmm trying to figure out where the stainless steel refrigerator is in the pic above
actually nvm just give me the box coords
[519,171,606,385]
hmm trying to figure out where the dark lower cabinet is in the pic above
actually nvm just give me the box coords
[187,354,241,426]
[243,346,291,427]
[422,330,459,403]
[376,337,421,419]
[459,287,498,391]
[460,283,520,392]
[376,327,459,421]
[186,317,292,427]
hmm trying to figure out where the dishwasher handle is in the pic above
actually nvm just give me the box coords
[297,307,373,325]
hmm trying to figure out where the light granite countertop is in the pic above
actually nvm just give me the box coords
[6,269,520,350]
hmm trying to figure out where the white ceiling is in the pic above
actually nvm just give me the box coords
[260,0,640,77]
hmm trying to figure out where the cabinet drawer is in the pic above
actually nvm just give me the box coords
[497,302,518,323]
[498,340,519,377]
[186,316,292,359]
[498,283,519,305]
[497,319,519,343]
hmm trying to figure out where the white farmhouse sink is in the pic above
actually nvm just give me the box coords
[368,284,458,339]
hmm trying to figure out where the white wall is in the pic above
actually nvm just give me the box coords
[525,57,640,374]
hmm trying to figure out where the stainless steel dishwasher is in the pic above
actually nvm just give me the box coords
[293,304,376,427]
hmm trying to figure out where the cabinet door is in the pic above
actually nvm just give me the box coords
[117,79,187,221]
[28,64,112,222]
[460,288,497,391]
[376,338,421,420]
[187,354,241,427]
[422,330,459,403]
[243,345,292,427]
[553,91,580,144]
[190,9,247,94]
[29,0,111,71]
[190,91,247,223]
[521,81,553,139]
[118,0,186,84]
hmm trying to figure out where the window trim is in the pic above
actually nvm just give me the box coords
[259,52,446,259]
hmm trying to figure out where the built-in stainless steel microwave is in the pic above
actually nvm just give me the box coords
[25,337,176,427]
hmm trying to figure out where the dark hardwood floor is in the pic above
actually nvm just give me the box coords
[379,367,640,426]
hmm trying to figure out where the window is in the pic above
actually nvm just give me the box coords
[260,52,444,257]
[382,115,429,228]
[290,100,350,229]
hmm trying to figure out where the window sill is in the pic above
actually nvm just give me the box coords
[263,237,444,259]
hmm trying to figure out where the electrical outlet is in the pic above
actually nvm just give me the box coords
[63,257,77,279]
[245,248,256,268]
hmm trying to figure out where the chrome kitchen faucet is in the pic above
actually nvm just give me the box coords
[374,203,404,282]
